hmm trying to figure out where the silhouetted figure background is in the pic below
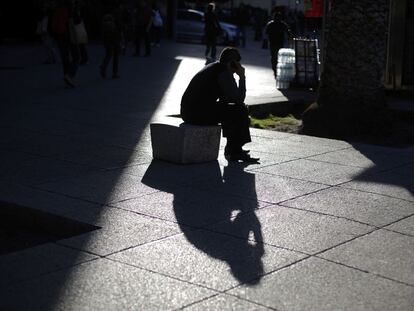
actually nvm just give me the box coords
[100,4,122,79]
[71,0,89,65]
[133,0,152,57]
[151,3,163,47]
[36,5,58,64]
[181,47,259,163]
[51,0,80,88]
[204,3,222,63]
[235,4,249,48]
[265,12,291,78]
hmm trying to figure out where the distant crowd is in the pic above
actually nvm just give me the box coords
[36,0,163,87]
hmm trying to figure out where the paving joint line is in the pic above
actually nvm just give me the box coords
[315,256,414,288]
[337,182,414,203]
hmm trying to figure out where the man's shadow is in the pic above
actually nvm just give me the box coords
[142,160,264,285]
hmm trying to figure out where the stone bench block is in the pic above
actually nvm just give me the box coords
[150,120,221,164]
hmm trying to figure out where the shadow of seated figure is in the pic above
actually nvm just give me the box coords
[141,160,264,285]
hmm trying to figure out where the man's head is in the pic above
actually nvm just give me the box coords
[219,47,241,65]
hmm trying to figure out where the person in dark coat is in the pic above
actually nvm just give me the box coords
[100,5,122,79]
[181,47,259,163]
[204,3,222,63]
[265,12,292,78]
[133,0,152,57]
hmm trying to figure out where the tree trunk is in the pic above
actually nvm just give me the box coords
[302,0,390,138]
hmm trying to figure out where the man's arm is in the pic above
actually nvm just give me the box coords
[217,70,246,104]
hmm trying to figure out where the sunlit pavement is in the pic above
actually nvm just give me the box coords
[1,37,414,310]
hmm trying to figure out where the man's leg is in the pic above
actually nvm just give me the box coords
[221,104,258,162]
[100,45,113,78]
[144,30,151,56]
[112,44,120,78]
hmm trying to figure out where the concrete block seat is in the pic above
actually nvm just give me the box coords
[150,118,221,164]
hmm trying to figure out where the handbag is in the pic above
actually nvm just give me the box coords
[70,19,88,44]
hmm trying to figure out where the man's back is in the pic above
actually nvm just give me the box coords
[266,18,289,45]
[181,62,227,125]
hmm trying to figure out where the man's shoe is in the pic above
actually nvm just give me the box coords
[63,75,76,88]
[225,152,259,163]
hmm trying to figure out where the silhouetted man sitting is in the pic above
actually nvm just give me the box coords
[181,47,259,163]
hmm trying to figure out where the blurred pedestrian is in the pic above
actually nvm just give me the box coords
[265,11,292,78]
[235,3,249,47]
[51,0,80,87]
[120,4,132,55]
[204,3,222,63]
[36,5,57,64]
[133,0,152,57]
[100,5,122,79]
[71,0,89,65]
[151,3,163,47]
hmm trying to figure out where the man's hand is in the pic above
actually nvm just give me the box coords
[234,62,245,79]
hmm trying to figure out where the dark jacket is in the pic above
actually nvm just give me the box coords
[265,18,290,46]
[181,62,228,125]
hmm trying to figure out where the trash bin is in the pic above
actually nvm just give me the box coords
[293,38,320,87]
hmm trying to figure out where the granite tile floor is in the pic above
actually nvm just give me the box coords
[1,40,414,310]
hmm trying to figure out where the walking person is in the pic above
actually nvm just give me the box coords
[100,5,122,79]
[265,11,292,79]
[71,0,89,65]
[204,3,222,64]
[235,3,249,48]
[181,47,259,163]
[151,4,163,47]
[133,0,152,57]
[51,0,80,88]
[37,5,58,64]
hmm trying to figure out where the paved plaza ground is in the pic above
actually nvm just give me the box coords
[0,38,414,310]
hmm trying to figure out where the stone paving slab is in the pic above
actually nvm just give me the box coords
[228,257,414,311]
[216,151,297,171]
[206,205,373,254]
[385,215,414,236]
[108,229,307,291]
[56,206,182,256]
[53,144,151,169]
[285,133,352,149]
[0,151,38,175]
[249,128,295,140]
[249,136,345,158]
[5,132,102,157]
[0,243,97,288]
[2,259,216,311]
[342,171,414,202]
[194,169,329,204]
[253,159,372,186]
[307,148,414,170]
[0,156,101,187]
[0,127,39,145]
[112,188,270,227]
[319,229,414,285]
[124,160,225,188]
[36,169,159,204]
[183,293,271,310]
[282,186,414,227]
[0,182,102,217]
